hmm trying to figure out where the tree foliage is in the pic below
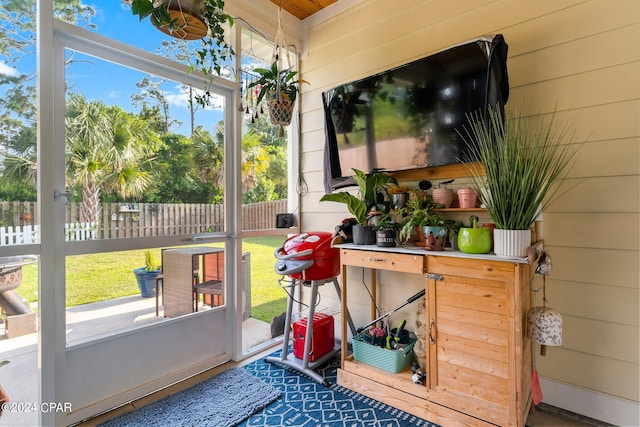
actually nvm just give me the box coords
[0,3,289,208]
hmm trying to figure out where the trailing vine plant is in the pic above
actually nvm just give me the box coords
[129,0,235,107]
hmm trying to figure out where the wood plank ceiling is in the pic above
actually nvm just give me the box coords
[270,0,339,20]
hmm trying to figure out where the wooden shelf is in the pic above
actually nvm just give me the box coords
[435,208,486,213]
[388,162,484,181]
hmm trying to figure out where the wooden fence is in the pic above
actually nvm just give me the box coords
[0,200,287,242]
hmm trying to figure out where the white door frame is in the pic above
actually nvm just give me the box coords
[37,6,241,425]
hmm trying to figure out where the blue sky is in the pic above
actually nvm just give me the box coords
[72,1,227,134]
[1,2,230,135]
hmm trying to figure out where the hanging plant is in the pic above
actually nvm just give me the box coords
[248,61,308,134]
[246,6,309,135]
[129,0,234,107]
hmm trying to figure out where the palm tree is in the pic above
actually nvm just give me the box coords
[192,125,224,191]
[65,93,159,222]
[241,128,270,194]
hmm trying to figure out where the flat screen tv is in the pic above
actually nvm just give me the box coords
[322,34,509,191]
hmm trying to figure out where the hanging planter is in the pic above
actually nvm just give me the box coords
[154,0,208,40]
[129,0,234,107]
[267,99,295,127]
[248,7,308,136]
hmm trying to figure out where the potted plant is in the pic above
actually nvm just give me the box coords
[398,197,446,250]
[320,169,398,245]
[460,106,581,257]
[386,185,411,209]
[373,214,399,247]
[248,61,309,135]
[129,0,234,107]
[457,215,492,254]
[445,219,465,250]
[431,179,454,208]
[133,250,162,298]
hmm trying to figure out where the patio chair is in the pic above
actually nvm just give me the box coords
[155,249,199,316]
[193,251,224,311]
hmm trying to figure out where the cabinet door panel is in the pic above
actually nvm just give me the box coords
[429,274,511,409]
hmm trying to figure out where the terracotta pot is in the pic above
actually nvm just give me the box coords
[154,0,208,40]
[457,189,478,208]
[482,223,496,251]
[422,225,447,251]
[431,188,453,208]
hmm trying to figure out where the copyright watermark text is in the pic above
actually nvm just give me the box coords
[1,401,72,413]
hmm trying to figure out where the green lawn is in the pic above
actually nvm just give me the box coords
[17,236,287,323]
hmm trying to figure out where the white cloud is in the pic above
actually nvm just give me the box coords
[165,83,224,111]
[0,63,19,77]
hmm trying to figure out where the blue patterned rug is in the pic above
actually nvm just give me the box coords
[98,367,281,427]
[239,350,438,427]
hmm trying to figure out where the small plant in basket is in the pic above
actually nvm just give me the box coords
[248,61,309,134]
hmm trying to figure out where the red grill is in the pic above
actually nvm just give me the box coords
[274,232,340,281]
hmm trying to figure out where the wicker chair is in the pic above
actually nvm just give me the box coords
[193,251,224,311]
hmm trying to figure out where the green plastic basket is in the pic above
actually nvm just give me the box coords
[352,332,416,373]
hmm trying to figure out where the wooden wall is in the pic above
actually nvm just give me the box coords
[298,1,639,424]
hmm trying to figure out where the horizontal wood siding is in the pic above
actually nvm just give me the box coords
[301,0,640,414]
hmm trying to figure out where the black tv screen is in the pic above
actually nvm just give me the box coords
[322,35,509,190]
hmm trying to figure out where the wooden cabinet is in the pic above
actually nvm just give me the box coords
[337,246,533,427]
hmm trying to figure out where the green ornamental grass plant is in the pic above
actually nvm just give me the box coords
[460,106,582,231]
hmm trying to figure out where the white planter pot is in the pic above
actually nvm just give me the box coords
[493,229,531,258]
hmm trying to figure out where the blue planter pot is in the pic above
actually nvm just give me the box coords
[422,226,447,251]
[133,267,161,298]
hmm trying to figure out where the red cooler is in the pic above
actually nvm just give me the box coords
[293,313,335,361]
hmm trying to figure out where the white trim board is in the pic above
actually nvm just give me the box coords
[540,376,639,426]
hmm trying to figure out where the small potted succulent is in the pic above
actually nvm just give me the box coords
[320,169,398,245]
[373,214,399,247]
[133,250,162,298]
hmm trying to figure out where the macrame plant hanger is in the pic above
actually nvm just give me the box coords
[268,6,295,136]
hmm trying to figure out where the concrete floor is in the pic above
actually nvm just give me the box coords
[0,297,611,427]
[0,296,272,427]
[527,403,614,426]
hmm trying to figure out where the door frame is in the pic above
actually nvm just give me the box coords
[38,10,241,425]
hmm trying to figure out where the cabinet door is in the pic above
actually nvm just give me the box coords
[426,271,514,420]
